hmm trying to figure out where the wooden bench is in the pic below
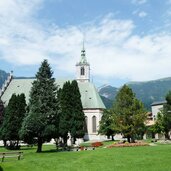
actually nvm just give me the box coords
[75,146,95,151]
[0,151,23,162]
[84,147,95,150]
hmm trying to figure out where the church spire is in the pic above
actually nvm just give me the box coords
[76,42,90,82]
[80,41,88,64]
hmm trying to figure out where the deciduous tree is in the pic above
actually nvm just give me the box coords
[154,91,171,139]
[99,109,116,140]
[111,85,147,142]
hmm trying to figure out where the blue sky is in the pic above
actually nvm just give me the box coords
[0,0,171,87]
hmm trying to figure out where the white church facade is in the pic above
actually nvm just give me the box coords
[0,46,106,141]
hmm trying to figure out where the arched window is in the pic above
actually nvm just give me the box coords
[81,67,85,75]
[92,116,96,133]
[85,116,88,133]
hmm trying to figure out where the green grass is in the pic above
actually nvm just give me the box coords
[0,144,171,171]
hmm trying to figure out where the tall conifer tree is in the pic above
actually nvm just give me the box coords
[20,60,59,152]
[1,94,26,149]
[0,99,4,125]
[58,81,72,146]
[70,80,85,143]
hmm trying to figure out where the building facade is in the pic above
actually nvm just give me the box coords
[151,101,166,120]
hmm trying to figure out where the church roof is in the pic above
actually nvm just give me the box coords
[1,78,105,110]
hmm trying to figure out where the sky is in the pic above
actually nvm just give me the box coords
[0,0,171,87]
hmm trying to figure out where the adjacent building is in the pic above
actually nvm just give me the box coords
[151,101,166,121]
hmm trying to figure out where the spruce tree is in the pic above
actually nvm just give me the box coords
[1,94,26,149]
[111,85,147,142]
[59,80,85,146]
[0,99,4,125]
[58,81,72,147]
[70,80,85,144]
[0,99,4,144]
[20,59,59,152]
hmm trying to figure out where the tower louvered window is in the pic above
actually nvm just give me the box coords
[81,67,85,75]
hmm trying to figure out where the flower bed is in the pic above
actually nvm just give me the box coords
[91,142,103,147]
[107,142,149,148]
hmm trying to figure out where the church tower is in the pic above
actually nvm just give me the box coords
[76,44,90,82]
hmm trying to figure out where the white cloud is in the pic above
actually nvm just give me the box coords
[138,11,147,17]
[1,0,171,83]
[132,10,147,18]
[131,0,147,5]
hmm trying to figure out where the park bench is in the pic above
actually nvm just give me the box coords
[84,146,95,150]
[74,146,95,151]
[0,151,23,162]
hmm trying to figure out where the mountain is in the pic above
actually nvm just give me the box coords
[100,95,113,109]
[99,77,171,110]
[0,70,9,89]
[98,85,118,100]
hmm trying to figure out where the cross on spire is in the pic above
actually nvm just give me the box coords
[80,41,87,64]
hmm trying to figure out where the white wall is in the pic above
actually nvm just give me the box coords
[76,65,90,82]
[151,104,163,120]
[83,109,104,141]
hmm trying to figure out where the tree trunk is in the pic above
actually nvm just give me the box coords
[165,132,170,140]
[37,137,43,153]
[131,136,135,143]
[3,140,6,147]
[17,140,19,147]
[111,135,114,141]
[127,136,131,143]
[63,136,68,150]
[54,138,59,150]
[73,137,76,144]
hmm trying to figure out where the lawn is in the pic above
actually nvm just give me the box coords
[0,143,171,171]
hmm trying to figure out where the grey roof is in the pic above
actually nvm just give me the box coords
[151,100,166,106]
[1,78,105,109]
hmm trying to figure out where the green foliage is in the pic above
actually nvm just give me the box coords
[70,80,85,141]
[0,93,26,149]
[0,99,4,125]
[99,109,116,140]
[20,59,59,152]
[58,81,72,145]
[150,112,164,134]
[154,91,171,139]
[59,80,85,145]
[111,85,147,142]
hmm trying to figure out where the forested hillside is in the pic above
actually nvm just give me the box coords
[0,70,8,88]
[99,77,171,110]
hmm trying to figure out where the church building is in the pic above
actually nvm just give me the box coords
[0,46,106,141]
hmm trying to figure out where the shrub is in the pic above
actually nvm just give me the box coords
[107,142,149,148]
[80,146,84,151]
[91,142,103,147]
